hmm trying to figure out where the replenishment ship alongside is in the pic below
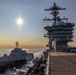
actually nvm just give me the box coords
[43,2,75,52]
[0,41,34,72]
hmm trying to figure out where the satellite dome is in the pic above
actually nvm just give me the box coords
[56,21,64,25]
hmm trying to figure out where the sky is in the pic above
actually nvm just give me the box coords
[0,0,76,50]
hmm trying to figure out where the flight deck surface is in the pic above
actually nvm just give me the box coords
[49,52,76,75]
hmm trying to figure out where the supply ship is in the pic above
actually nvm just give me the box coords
[0,41,34,72]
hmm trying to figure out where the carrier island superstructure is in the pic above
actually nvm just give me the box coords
[43,2,75,52]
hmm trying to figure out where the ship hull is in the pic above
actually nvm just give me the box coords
[0,59,26,73]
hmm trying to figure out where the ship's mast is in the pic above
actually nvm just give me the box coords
[16,41,19,48]
[43,2,68,25]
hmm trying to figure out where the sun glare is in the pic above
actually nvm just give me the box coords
[17,17,23,25]
[16,16,23,30]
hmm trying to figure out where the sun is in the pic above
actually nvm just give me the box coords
[17,17,23,25]
[16,16,24,30]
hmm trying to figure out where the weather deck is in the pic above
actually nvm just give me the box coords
[49,52,76,75]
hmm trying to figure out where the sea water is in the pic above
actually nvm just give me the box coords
[19,50,45,72]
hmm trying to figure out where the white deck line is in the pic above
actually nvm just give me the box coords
[46,53,50,75]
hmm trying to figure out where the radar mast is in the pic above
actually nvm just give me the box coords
[16,41,19,48]
[43,2,68,25]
